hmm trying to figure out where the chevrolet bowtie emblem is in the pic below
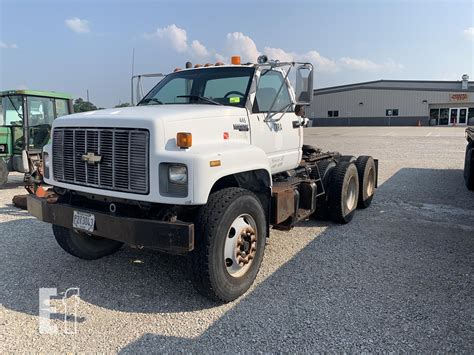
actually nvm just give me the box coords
[81,152,102,165]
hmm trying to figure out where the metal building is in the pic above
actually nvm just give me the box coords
[310,75,474,126]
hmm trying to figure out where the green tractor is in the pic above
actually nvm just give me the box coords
[0,90,73,187]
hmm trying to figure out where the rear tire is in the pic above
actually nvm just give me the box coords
[52,225,123,260]
[328,162,359,224]
[464,143,474,191]
[355,156,376,208]
[190,187,266,302]
[0,159,8,186]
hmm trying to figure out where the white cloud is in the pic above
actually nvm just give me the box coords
[145,24,211,60]
[464,27,474,41]
[0,41,18,49]
[263,47,338,73]
[65,17,90,34]
[145,24,188,52]
[190,40,209,57]
[225,32,260,63]
[339,57,404,72]
[143,24,403,73]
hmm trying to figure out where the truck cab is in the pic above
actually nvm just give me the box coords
[28,57,377,302]
[0,90,73,186]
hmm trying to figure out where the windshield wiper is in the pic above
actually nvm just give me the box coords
[138,97,163,105]
[177,95,222,106]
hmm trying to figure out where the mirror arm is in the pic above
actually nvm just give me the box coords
[266,103,293,122]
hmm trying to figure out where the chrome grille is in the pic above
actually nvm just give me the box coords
[53,128,149,194]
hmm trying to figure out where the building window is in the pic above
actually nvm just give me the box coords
[439,108,449,125]
[328,111,333,117]
[333,110,339,117]
[386,109,399,116]
[328,110,339,117]
[430,108,439,125]
[468,108,474,123]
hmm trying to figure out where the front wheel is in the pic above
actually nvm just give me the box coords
[0,159,9,186]
[52,225,123,260]
[190,188,266,302]
[464,143,474,191]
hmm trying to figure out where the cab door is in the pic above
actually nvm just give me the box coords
[247,69,302,174]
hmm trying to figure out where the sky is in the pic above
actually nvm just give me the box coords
[1,0,473,108]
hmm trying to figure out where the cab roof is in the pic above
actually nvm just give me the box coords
[0,89,72,100]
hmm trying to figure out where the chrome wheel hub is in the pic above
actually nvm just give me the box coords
[346,175,357,211]
[224,214,257,277]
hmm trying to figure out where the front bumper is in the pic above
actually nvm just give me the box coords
[27,195,194,255]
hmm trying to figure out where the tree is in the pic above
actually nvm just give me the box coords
[114,102,131,108]
[73,98,98,113]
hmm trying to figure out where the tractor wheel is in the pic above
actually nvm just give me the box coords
[464,143,474,191]
[0,159,8,186]
[52,225,123,260]
[355,156,377,208]
[190,187,266,302]
[328,162,359,224]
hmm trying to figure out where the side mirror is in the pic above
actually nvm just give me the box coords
[295,64,313,105]
[295,104,305,117]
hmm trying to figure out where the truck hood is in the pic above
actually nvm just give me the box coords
[55,104,247,125]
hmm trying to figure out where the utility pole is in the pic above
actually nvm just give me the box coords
[86,89,90,102]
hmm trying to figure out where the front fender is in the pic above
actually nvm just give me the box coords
[191,142,271,204]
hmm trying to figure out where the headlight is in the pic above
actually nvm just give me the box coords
[168,165,187,184]
[43,152,50,179]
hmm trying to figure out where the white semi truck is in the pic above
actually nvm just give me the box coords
[28,56,378,302]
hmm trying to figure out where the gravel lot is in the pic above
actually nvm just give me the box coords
[1,126,473,352]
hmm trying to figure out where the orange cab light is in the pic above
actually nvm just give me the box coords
[231,56,241,65]
[177,132,192,148]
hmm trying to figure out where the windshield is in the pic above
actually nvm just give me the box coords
[2,95,24,126]
[139,67,255,108]
[27,96,55,151]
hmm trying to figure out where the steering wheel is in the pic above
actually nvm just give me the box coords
[223,91,245,98]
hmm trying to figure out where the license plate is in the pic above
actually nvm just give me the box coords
[72,211,95,233]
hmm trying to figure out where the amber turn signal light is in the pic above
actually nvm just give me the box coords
[177,132,192,148]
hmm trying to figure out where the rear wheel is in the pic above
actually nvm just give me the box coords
[52,225,123,260]
[328,162,359,224]
[355,156,376,208]
[464,143,474,191]
[0,159,8,186]
[190,188,266,302]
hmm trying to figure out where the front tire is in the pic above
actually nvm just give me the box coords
[0,159,9,186]
[190,188,266,302]
[52,225,123,260]
[464,143,474,191]
[328,162,359,224]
